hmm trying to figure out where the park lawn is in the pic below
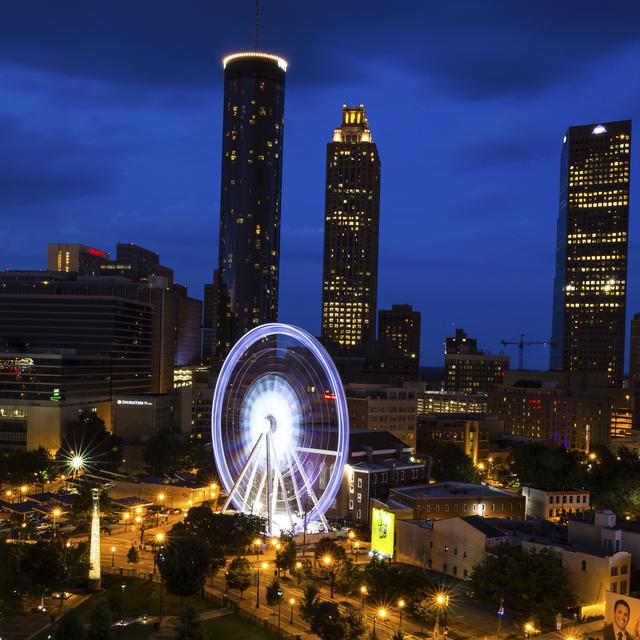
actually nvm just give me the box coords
[71,574,216,623]
[202,613,279,639]
[31,623,153,640]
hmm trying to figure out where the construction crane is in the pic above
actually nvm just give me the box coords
[500,334,551,370]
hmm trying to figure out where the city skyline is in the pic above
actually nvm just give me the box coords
[2,2,640,368]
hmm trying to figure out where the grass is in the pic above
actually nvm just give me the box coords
[31,623,153,640]
[71,574,216,623]
[202,613,279,640]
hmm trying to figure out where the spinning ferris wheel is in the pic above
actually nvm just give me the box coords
[211,324,349,536]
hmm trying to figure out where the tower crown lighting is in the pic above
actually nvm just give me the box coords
[222,52,288,71]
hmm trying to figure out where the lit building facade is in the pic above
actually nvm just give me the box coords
[321,105,381,354]
[416,390,488,415]
[550,121,632,387]
[378,304,421,367]
[630,313,640,429]
[445,353,509,394]
[48,243,110,275]
[216,53,286,359]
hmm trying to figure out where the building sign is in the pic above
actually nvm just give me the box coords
[371,508,395,558]
[50,388,62,402]
[604,591,640,640]
[116,399,153,407]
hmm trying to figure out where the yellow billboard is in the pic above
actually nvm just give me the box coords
[371,508,395,558]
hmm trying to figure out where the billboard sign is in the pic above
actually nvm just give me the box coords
[371,508,394,558]
[604,591,640,640]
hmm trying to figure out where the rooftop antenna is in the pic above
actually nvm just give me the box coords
[254,0,259,50]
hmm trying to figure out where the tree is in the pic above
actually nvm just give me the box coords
[427,442,478,482]
[334,557,361,595]
[511,443,586,490]
[362,558,405,603]
[0,447,53,487]
[87,599,115,640]
[159,535,211,602]
[300,583,320,625]
[63,541,90,587]
[57,409,123,473]
[0,541,21,621]
[275,536,297,575]
[341,602,366,640]
[225,557,252,599]
[127,545,139,565]
[392,632,405,640]
[209,544,226,577]
[309,601,346,640]
[57,609,86,640]
[144,428,193,476]
[173,606,207,640]
[20,541,65,602]
[265,578,284,606]
[314,537,346,563]
[470,545,575,624]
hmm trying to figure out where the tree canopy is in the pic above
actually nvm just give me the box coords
[158,534,211,600]
[427,442,478,483]
[470,545,575,624]
[225,557,253,598]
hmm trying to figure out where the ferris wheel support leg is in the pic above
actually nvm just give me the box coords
[288,446,331,532]
[241,438,265,513]
[266,431,272,537]
[269,437,296,533]
[221,434,265,513]
[284,449,305,524]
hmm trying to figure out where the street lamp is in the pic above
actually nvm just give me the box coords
[295,561,302,585]
[253,537,262,560]
[289,597,295,624]
[524,621,536,639]
[123,511,130,532]
[256,561,269,608]
[322,555,335,598]
[157,493,165,527]
[434,592,449,638]
[154,533,164,573]
[52,507,61,535]
[360,585,368,610]
[20,485,27,501]
[398,599,406,632]
[373,608,386,636]
[353,540,361,563]
[277,587,284,638]
[111,546,116,569]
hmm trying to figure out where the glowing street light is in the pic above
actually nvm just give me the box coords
[256,561,269,609]
[360,585,368,609]
[289,597,295,624]
[295,561,302,585]
[434,592,450,637]
[71,455,85,471]
[398,599,406,631]
[373,608,387,635]
[253,537,262,560]
[322,555,335,598]
[111,546,116,568]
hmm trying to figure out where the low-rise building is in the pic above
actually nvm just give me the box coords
[521,486,590,522]
[333,430,428,525]
[389,482,525,520]
[416,389,488,416]
[416,414,499,463]
[396,515,511,580]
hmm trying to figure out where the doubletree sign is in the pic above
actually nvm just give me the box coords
[50,388,62,402]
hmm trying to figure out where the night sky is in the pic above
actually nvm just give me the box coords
[2,1,639,369]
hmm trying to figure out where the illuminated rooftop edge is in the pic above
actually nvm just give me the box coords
[223,52,288,72]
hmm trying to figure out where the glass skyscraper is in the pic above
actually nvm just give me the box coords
[550,120,632,386]
[321,105,381,354]
[216,53,287,359]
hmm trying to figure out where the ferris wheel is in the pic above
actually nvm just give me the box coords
[211,323,349,536]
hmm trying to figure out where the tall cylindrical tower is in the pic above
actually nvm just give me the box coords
[216,52,287,360]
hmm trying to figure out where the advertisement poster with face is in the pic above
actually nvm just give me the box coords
[604,592,640,640]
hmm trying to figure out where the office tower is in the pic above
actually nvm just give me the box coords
[378,304,421,364]
[630,313,640,429]
[445,352,509,394]
[550,121,632,386]
[321,105,381,354]
[48,243,110,275]
[174,284,202,366]
[445,328,478,355]
[216,53,287,358]
[202,270,219,364]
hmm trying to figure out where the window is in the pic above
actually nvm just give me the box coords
[473,504,477,512]
[349,485,354,494]
[426,505,431,512]
[549,509,553,517]
[436,505,440,512]
[463,550,467,558]
[453,566,457,576]
[611,582,618,593]
[454,504,458,511]
[357,493,362,503]
[611,566,618,577]
[492,504,495,511]
[444,545,448,552]
[357,509,361,519]
[621,580,628,595]
[621,565,628,575]
[581,561,587,571]
[454,548,458,556]
[555,496,560,503]
[562,495,567,503]
[445,505,449,512]
[443,563,447,572]
[464,505,468,512]
[349,500,354,510]
[549,496,554,504]
[569,496,574,503]
[463,569,468,579]
[357,478,363,488]
[430,541,433,549]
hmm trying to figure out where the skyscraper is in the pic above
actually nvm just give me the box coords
[321,105,381,354]
[378,304,421,365]
[550,121,632,386]
[216,52,287,359]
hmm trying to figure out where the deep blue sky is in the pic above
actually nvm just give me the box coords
[2,1,639,368]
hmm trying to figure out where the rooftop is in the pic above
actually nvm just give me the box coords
[391,482,518,500]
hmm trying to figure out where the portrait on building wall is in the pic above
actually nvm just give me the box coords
[604,592,640,640]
